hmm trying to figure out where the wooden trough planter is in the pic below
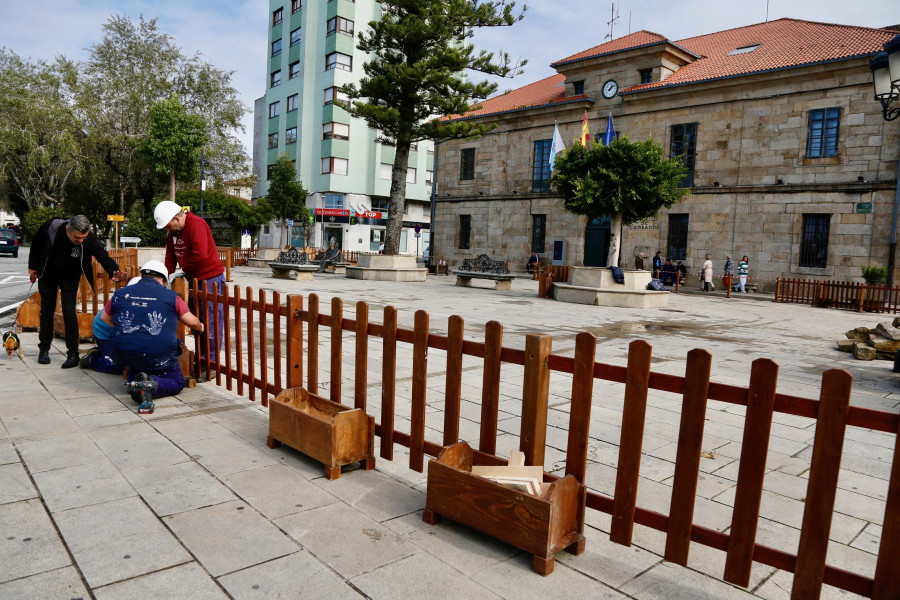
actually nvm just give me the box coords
[422,442,586,576]
[267,387,375,480]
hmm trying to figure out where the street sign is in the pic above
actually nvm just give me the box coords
[120,237,141,244]
[286,219,294,227]
[107,215,124,221]
[855,202,873,214]
[414,224,421,234]
[414,232,421,238]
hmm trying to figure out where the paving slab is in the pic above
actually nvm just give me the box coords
[31,459,137,513]
[3,411,79,442]
[314,468,426,522]
[218,550,361,600]
[163,499,298,577]
[352,552,502,600]
[16,431,107,473]
[126,461,236,517]
[0,499,72,583]
[53,496,191,588]
[222,464,338,520]
[472,554,628,599]
[93,429,190,474]
[92,562,227,600]
[150,413,233,444]
[0,566,90,600]
[619,561,759,599]
[179,432,279,477]
[0,462,37,505]
[0,440,17,465]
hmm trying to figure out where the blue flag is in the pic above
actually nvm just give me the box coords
[549,121,565,170]
[601,113,615,146]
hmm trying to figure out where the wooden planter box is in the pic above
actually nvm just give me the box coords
[423,442,586,575]
[267,387,375,480]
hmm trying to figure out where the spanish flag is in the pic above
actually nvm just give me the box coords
[580,111,591,146]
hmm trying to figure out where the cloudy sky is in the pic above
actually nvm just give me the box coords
[0,0,893,156]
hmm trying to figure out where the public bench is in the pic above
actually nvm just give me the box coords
[451,254,515,291]
[269,247,319,281]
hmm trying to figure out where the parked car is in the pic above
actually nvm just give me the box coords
[0,228,19,258]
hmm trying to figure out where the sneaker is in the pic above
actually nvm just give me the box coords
[80,347,100,369]
[38,350,50,365]
[61,354,79,369]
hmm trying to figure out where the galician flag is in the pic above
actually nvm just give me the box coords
[601,112,616,146]
[549,121,565,170]
[580,111,591,146]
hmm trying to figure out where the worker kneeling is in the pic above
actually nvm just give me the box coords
[101,260,204,412]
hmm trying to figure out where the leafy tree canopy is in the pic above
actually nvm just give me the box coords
[344,0,526,254]
[21,206,66,237]
[139,95,208,201]
[264,155,309,248]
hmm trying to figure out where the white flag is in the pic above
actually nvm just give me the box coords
[549,121,565,170]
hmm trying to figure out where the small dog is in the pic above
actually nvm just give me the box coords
[3,331,23,360]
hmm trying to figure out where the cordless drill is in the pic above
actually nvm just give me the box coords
[126,378,158,414]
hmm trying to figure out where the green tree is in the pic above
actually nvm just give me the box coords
[264,155,309,249]
[22,206,66,237]
[0,50,82,212]
[345,0,525,255]
[139,95,208,202]
[552,137,689,267]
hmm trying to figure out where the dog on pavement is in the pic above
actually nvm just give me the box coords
[3,331,23,360]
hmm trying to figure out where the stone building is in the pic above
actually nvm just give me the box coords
[432,19,900,289]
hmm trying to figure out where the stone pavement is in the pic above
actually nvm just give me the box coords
[0,267,896,599]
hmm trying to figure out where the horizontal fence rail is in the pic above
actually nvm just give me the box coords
[69,276,900,600]
[776,278,900,314]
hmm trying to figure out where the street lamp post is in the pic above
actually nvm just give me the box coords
[198,150,210,217]
[870,35,900,286]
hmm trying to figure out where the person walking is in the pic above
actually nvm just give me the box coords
[723,256,734,292]
[154,201,224,361]
[702,254,714,292]
[27,215,125,367]
[738,255,750,293]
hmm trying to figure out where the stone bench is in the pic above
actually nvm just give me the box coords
[269,262,319,281]
[324,262,352,275]
[451,270,516,291]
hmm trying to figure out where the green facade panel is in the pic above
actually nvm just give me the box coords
[321,139,350,159]
[268,116,280,134]
[285,110,299,128]
[321,103,350,123]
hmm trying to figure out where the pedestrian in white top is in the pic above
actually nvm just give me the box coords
[738,256,750,293]
[702,254,714,292]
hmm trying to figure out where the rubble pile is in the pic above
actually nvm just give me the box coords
[837,317,900,360]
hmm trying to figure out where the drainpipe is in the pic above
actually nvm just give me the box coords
[428,139,441,269]
[889,158,900,287]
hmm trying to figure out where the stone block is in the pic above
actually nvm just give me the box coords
[852,341,876,360]
[836,338,854,352]
[876,321,900,341]
[866,333,900,354]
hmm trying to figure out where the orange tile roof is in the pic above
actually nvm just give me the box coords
[550,30,675,66]
[625,18,896,92]
[458,19,895,120]
[456,74,584,121]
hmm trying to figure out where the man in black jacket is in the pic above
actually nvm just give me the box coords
[27,215,125,367]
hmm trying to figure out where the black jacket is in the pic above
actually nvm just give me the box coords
[28,218,119,289]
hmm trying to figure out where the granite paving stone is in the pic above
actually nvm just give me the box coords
[127,461,236,517]
[179,432,279,477]
[0,462,37,505]
[53,496,192,588]
[4,411,79,442]
[0,440,17,465]
[92,562,228,600]
[0,566,90,600]
[352,552,502,600]
[163,499,299,577]
[313,468,426,522]
[218,551,362,600]
[222,464,338,520]
[16,431,107,473]
[619,561,760,599]
[472,554,628,599]
[94,429,191,474]
[0,499,72,583]
[150,413,233,444]
[31,459,137,513]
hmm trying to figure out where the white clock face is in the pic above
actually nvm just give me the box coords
[602,80,618,98]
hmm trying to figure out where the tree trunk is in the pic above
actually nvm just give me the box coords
[279,217,287,249]
[607,212,623,267]
[383,141,411,255]
[169,169,176,203]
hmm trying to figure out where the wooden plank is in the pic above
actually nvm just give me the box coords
[212,284,221,387]
[409,310,429,472]
[664,349,712,565]
[479,321,503,455]
[724,358,779,586]
[610,340,652,546]
[308,294,319,394]
[791,369,852,600]
[285,294,305,389]
[272,291,282,395]
[519,334,552,469]
[565,332,596,484]
[380,306,398,460]
[354,302,368,411]
[873,416,900,599]
[223,285,232,392]
[202,281,211,382]
[443,315,464,447]
[330,297,343,403]
[259,288,268,407]
[246,286,256,402]
[235,287,244,396]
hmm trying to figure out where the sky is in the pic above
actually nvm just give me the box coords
[0,0,894,159]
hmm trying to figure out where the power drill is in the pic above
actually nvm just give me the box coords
[126,379,158,414]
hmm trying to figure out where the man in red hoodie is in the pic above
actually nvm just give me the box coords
[154,201,224,360]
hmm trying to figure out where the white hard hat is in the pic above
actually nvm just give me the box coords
[154,201,182,229]
[140,260,169,283]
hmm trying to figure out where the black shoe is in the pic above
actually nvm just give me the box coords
[38,350,50,365]
[61,354,80,369]
[80,348,100,369]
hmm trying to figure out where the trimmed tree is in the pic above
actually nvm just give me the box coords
[138,95,208,202]
[345,0,525,255]
[552,137,689,268]
[265,155,309,249]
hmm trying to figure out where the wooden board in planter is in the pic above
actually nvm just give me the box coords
[423,441,586,575]
[267,387,375,480]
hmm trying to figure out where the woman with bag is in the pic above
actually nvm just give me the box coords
[702,254,714,292]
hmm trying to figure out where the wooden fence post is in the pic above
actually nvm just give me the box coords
[330,297,343,403]
[443,315,464,447]
[610,339,653,546]
[873,416,900,599]
[354,301,368,411]
[775,277,781,302]
[380,306,398,460]
[479,321,503,455]
[272,291,281,395]
[223,285,232,392]
[235,285,244,396]
[409,310,429,472]
[791,369,852,600]
[519,333,552,468]
[565,332,596,484]
[664,348,712,565]
[258,288,268,406]
[245,286,255,402]
[285,295,304,389]
[308,294,319,394]
[724,358,779,586]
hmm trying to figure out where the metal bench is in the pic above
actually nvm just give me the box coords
[269,247,319,280]
[452,254,515,290]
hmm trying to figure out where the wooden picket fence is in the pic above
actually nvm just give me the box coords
[537,265,572,298]
[170,283,900,599]
[776,278,900,313]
